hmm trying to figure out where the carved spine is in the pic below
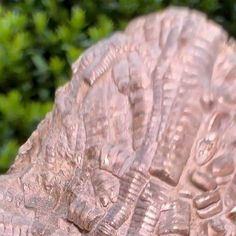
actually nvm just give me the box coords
[158,200,191,235]
[0,213,32,236]
[68,197,104,232]
[127,182,167,236]
[112,58,130,95]
[78,33,130,86]
[99,145,134,177]
[191,170,217,191]
[91,169,119,207]
[95,166,149,235]
[193,190,222,219]
[224,174,236,210]
[128,51,153,150]
[83,45,117,85]
[150,24,223,185]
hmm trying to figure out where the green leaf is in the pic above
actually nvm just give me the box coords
[32,54,48,74]
[33,11,48,33]
[88,15,114,41]
[0,140,18,169]
[200,0,220,13]
[119,0,140,14]
[49,56,65,76]
[70,7,85,30]
[67,46,83,63]
[0,91,24,123]
[57,24,72,42]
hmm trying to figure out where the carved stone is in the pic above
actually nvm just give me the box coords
[2,6,236,235]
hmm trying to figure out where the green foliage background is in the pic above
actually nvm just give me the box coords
[0,0,235,173]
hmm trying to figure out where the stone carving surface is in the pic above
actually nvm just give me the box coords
[1,6,236,235]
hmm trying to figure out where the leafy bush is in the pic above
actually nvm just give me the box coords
[0,0,235,172]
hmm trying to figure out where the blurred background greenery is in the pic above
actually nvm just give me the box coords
[0,0,235,173]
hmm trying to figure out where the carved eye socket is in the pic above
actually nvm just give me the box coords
[208,112,230,132]
[15,195,23,207]
[195,112,231,166]
[85,146,100,162]
[118,81,129,95]
[214,66,236,104]
[196,136,218,165]
[200,93,215,111]
[221,86,236,104]
[130,80,143,91]
[230,139,236,147]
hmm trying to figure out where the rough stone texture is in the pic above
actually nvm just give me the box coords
[1,6,236,235]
